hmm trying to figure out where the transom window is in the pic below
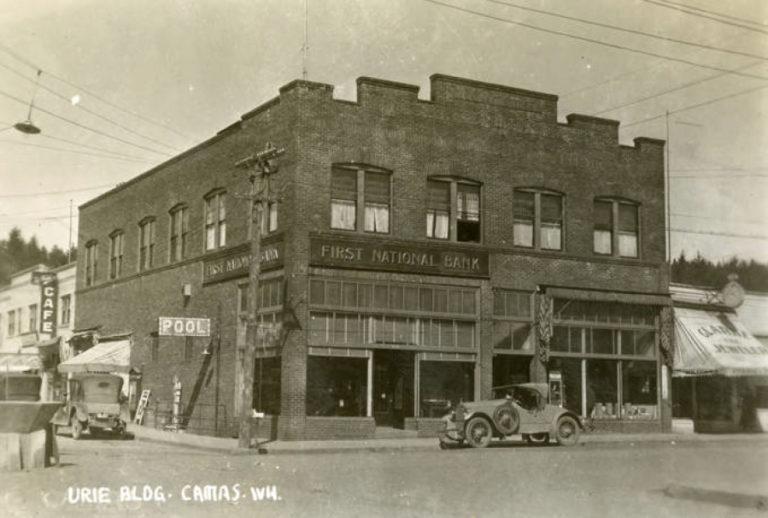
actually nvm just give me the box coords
[109,230,124,279]
[493,290,535,353]
[426,178,481,243]
[513,189,563,250]
[594,199,639,258]
[330,165,391,234]
[85,240,98,287]
[205,190,227,250]
[138,217,156,272]
[169,204,189,262]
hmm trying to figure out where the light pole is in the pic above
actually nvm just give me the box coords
[234,142,284,449]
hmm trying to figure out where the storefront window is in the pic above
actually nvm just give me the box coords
[588,360,619,420]
[493,356,531,387]
[306,357,367,417]
[549,358,582,417]
[254,358,281,415]
[621,361,657,420]
[419,361,474,417]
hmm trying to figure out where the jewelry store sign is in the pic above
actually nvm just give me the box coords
[310,237,489,278]
[203,242,282,285]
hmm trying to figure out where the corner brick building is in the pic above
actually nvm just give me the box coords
[75,74,671,440]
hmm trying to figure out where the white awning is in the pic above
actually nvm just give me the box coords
[673,307,768,377]
[58,339,131,374]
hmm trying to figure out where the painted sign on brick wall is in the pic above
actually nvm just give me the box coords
[203,241,283,285]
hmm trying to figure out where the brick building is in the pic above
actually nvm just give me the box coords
[75,74,671,440]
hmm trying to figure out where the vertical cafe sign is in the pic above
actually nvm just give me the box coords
[37,272,58,335]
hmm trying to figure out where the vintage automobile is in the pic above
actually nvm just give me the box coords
[438,383,583,448]
[52,373,128,439]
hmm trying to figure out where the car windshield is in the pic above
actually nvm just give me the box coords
[511,387,540,411]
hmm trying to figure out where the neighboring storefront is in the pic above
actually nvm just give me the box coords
[671,283,768,433]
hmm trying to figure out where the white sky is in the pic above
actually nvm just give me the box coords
[0,0,766,262]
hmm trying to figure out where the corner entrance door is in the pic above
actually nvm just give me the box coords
[372,350,414,428]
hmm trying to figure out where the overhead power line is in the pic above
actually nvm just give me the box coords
[594,60,762,115]
[483,0,768,61]
[40,134,159,162]
[651,0,768,28]
[621,82,768,128]
[0,88,173,157]
[422,0,768,82]
[640,0,768,35]
[0,183,117,199]
[0,139,156,164]
[0,42,196,142]
[0,61,183,153]
[671,227,768,240]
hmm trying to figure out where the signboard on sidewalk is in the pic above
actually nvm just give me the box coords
[158,317,211,337]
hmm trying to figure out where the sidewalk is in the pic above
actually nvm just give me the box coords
[127,424,768,456]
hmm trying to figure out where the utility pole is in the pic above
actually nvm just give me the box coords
[234,142,284,449]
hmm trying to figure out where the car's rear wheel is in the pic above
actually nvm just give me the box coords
[464,417,493,448]
[525,432,549,445]
[72,420,84,440]
[554,416,580,446]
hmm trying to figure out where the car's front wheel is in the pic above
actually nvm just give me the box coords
[554,416,580,446]
[72,420,84,440]
[464,416,493,448]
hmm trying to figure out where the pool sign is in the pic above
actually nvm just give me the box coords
[158,317,211,337]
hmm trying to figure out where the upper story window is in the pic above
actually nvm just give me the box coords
[7,309,15,337]
[261,201,278,235]
[60,295,72,325]
[330,165,391,234]
[513,189,563,250]
[426,178,481,243]
[205,190,226,250]
[109,230,124,279]
[594,199,639,258]
[169,204,189,262]
[85,240,98,287]
[28,303,37,333]
[138,217,156,272]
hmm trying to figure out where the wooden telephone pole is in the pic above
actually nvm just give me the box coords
[234,142,284,449]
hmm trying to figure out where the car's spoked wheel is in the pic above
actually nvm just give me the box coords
[464,417,493,448]
[72,420,84,440]
[555,416,580,446]
[525,432,549,446]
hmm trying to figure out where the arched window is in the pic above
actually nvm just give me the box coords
[169,204,189,262]
[204,190,226,250]
[138,217,156,271]
[85,240,99,286]
[109,230,124,279]
[513,188,563,250]
[594,198,639,258]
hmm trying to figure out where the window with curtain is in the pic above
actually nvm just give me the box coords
[109,230,124,279]
[170,205,189,262]
[205,191,226,250]
[513,190,534,247]
[364,171,390,233]
[426,179,481,242]
[514,189,563,250]
[593,199,639,258]
[593,200,613,255]
[331,168,358,230]
[139,218,156,271]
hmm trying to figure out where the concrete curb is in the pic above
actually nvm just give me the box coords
[128,426,768,456]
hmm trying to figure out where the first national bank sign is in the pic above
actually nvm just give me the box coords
[310,237,489,278]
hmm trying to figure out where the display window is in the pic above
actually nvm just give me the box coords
[306,357,367,417]
[253,358,281,415]
[419,361,474,417]
[621,361,657,420]
[492,355,531,387]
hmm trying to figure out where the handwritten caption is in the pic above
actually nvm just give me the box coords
[66,484,281,504]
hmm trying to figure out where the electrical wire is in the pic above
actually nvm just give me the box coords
[39,133,160,162]
[0,60,183,152]
[670,227,768,240]
[640,0,768,35]
[483,0,768,61]
[0,183,119,199]
[421,0,768,81]
[0,88,173,157]
[594,60,763,115]
[650,0,768,28]
[620,81,768,128]
[0,139,156,164]
[0,42,196,142]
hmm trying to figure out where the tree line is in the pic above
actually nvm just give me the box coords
[0,227,76,286]
[1,227,767,292]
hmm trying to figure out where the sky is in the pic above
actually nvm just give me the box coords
[0,0,766,264]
